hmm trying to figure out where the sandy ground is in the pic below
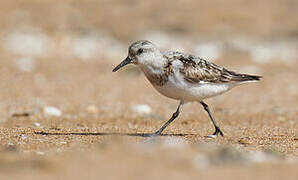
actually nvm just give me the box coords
[0,0,297,179]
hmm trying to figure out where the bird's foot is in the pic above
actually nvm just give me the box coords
[149,129,163,137]
[205,134,217,138]
[139,129,163,138]
[205,127,224,138]
[142,130,163,144]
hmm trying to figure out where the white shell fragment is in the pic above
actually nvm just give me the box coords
[132,104,152,115]
[43,106,62,117]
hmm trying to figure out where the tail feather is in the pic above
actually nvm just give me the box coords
[241,74,262,81]
[227,70,262,82]
[233,73,262,82]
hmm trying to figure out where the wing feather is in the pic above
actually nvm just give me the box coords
[164,52,261,83]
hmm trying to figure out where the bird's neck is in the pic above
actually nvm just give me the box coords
[139,57,167,75]
[139,62,170,86]
[140,64,164,75]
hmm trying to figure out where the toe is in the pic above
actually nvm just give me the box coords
[205,134,217,138]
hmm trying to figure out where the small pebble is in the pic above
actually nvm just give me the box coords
[21,135,28,140]
[132,104,152,115]
[43,106,62,117]
[36,151,45,155]
[87,105,99,114]
[11,112,30,117]
[238,137,252,145]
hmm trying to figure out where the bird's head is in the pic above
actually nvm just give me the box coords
[112,40,162,72]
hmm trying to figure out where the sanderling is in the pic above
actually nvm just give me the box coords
[113,40,261,138]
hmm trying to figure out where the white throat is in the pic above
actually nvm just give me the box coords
[137,53,165,75]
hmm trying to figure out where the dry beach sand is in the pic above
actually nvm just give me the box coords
[0,0,297,179]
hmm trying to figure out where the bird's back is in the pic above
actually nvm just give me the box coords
[163,51,262,84]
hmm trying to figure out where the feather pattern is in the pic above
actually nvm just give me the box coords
[163,51,261,84]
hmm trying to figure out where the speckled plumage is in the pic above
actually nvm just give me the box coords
[163,51,261,84]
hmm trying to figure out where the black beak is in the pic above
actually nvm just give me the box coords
[112,56,132,72]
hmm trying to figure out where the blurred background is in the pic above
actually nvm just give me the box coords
[0,0,297,179]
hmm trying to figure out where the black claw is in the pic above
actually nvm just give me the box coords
[214,127,224,137]
[153,129,164,136]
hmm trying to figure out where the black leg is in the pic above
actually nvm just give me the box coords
[200,101,224,137]
[151,100,184,136]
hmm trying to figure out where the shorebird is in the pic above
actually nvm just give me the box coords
[112,40,261,138]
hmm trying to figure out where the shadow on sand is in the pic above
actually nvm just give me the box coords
[34,131,194,137]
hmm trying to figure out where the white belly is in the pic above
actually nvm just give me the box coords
[140,64,236,102]
[152,76,235,102]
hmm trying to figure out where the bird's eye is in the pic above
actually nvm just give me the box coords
[138,48,144,54]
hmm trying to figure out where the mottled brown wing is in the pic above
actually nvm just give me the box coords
[178,55,261,83]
